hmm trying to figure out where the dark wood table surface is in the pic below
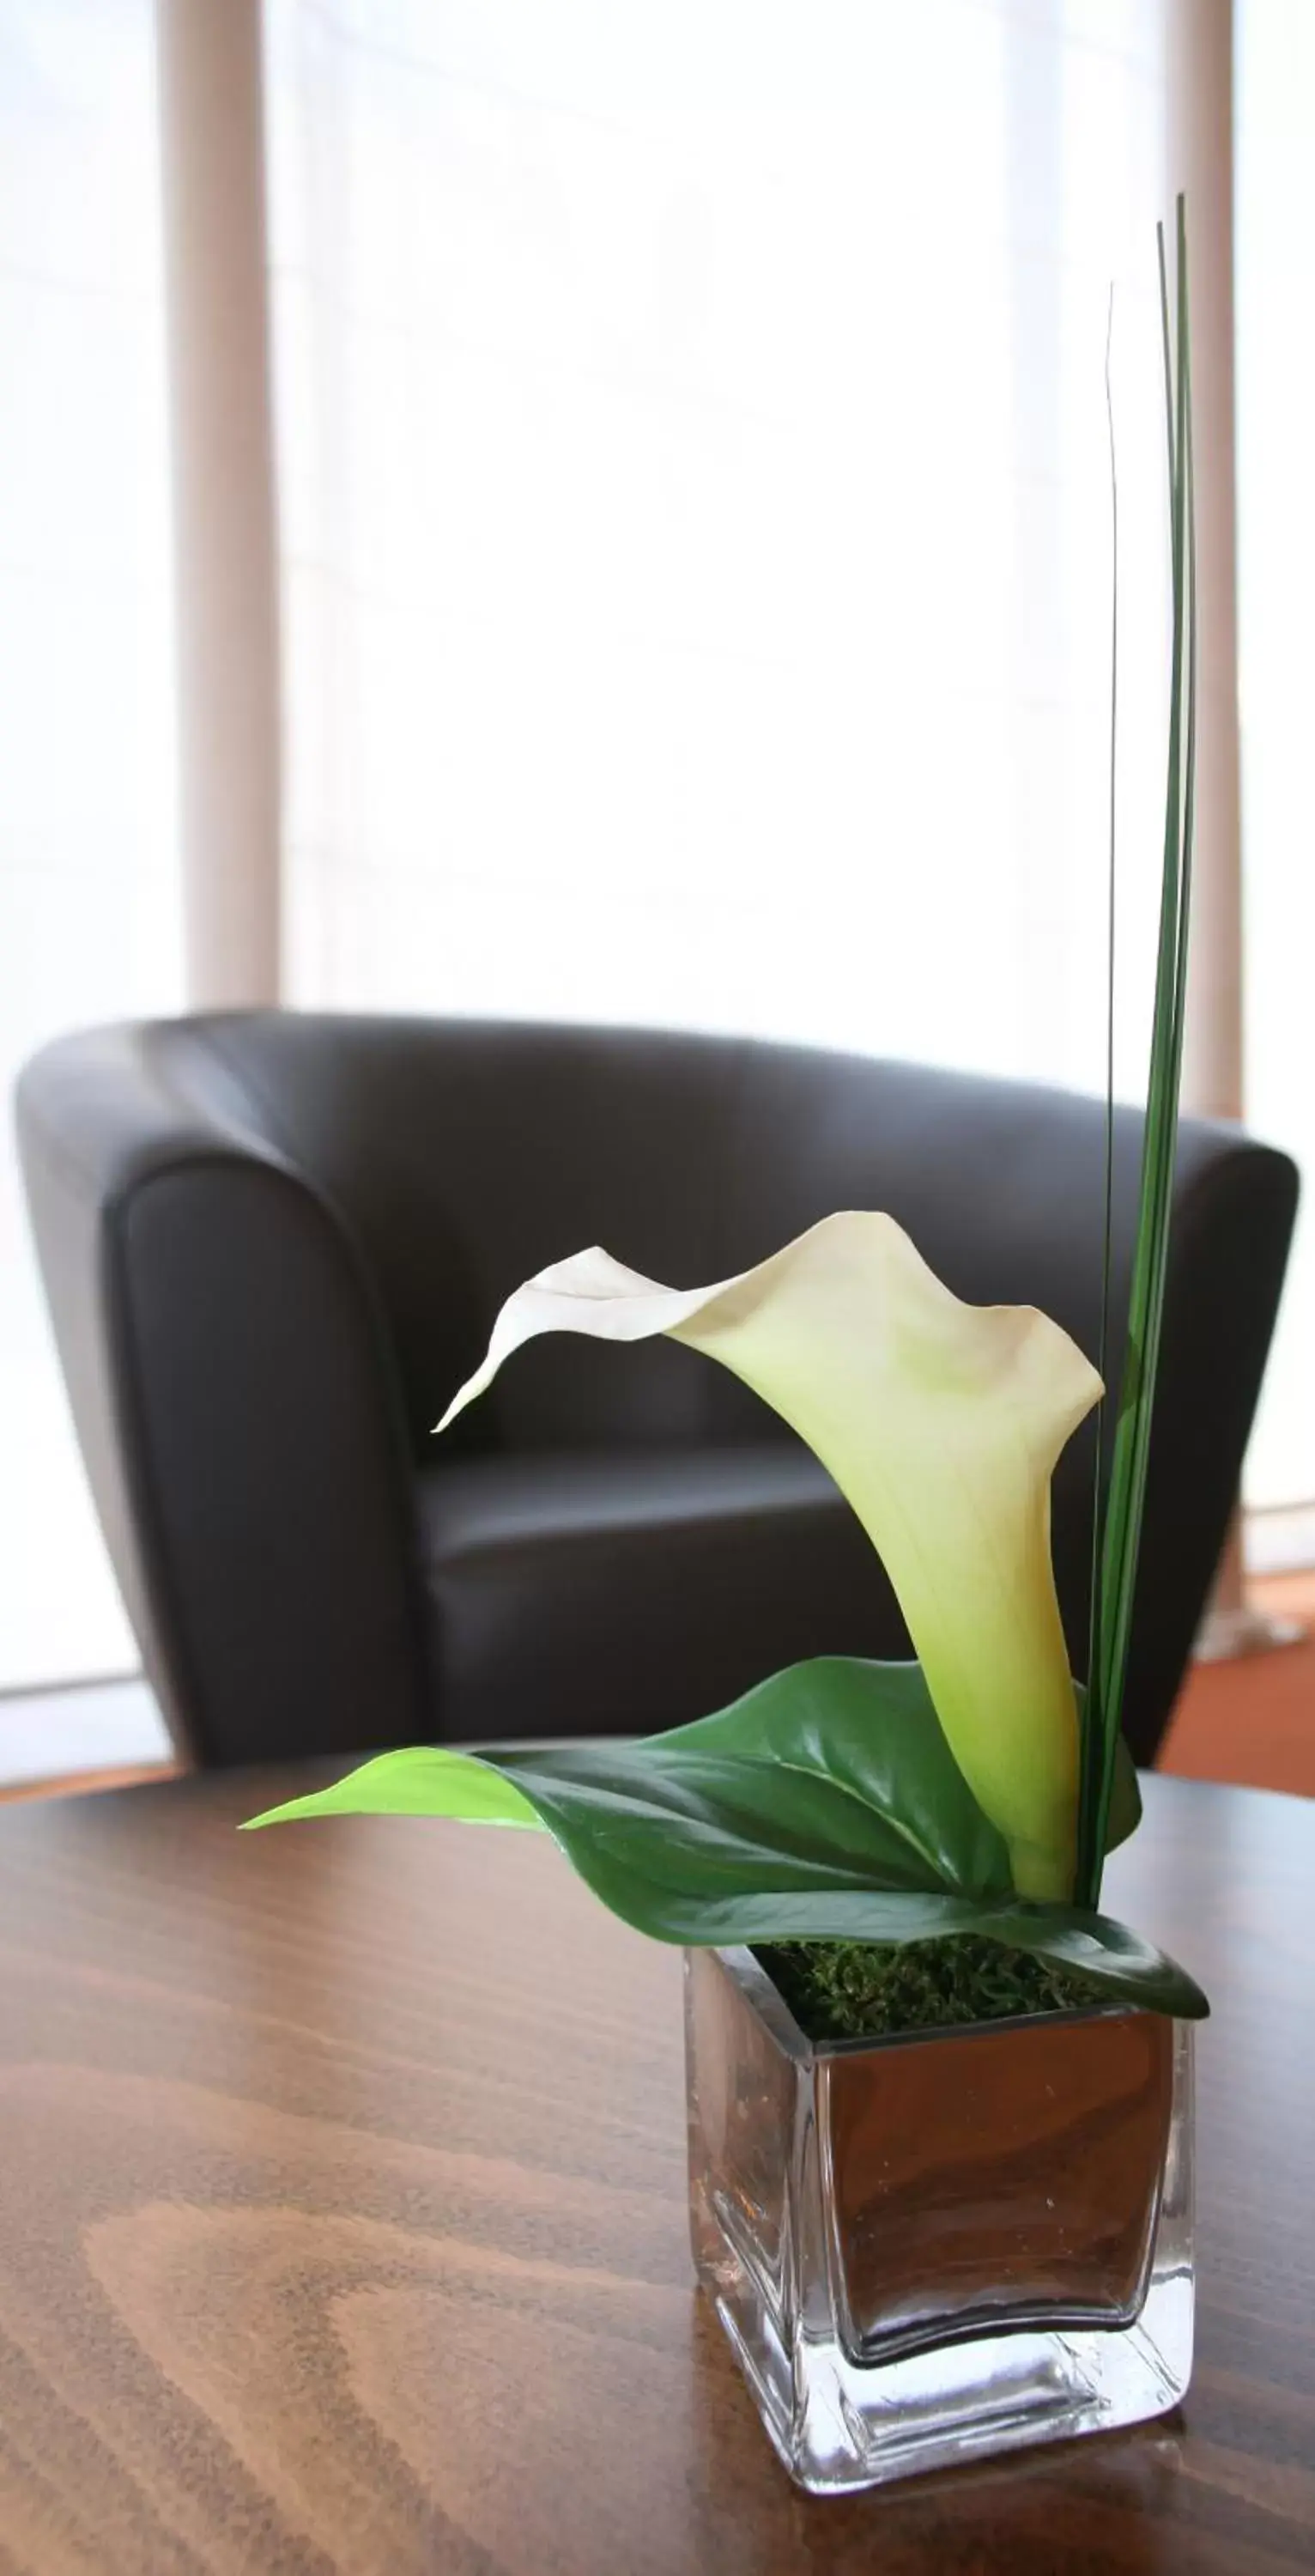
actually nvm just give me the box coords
[0,1764,1310,2575]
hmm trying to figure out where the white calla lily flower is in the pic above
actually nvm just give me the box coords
[438,1212,1102,1901]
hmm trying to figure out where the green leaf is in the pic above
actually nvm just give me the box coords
[241,1661,1190,2016]
[245,1660,1014,1889]
[241,1746,546,1832]
[240,1664,1140,1903]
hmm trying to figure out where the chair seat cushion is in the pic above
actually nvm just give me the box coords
[415,1445,906,1741]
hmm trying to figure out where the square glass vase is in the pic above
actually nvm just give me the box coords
[685,1944,1194,2494]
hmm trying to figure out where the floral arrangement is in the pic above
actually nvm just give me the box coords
[249,205,1204,2031]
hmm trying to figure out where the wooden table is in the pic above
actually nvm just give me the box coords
[0,1765,1309,2575]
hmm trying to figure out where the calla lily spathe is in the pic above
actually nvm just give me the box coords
[439,1212,1102,1901]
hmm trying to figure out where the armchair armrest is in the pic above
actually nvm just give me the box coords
[1126,1121,1299,1749]
[15,1023,435,1765]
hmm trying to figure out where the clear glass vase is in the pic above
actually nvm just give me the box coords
[684,1944,1194,2494]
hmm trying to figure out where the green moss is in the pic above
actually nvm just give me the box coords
[757,1934,1107,2043]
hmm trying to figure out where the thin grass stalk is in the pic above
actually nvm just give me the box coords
[1076,296,1120,1904]
[1082,197,1196,1900]
[1095,210,1198,1872]
[1079,204,1190,1898]
[1091,237,1185,1829]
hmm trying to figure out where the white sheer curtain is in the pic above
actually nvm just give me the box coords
[264,0,1172,1100]
[0,1,180,1686]
[7,0,1307,1699]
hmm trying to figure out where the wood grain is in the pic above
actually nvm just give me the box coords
[0,1765,1309,2573]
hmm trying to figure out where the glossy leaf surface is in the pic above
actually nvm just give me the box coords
[245,1660,1198,2016]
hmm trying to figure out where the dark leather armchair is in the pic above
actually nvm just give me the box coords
[16,1012,1297,1770]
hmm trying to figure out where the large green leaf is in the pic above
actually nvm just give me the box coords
[247,1661,1010,1893]
[248,1661,1141,1870]
[244,1659,1195,2014]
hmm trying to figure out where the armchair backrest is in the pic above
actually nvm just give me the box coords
[16,1009,1298,1767]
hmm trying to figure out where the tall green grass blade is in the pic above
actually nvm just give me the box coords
[1077,293,1121,1902]
[1078,196,1196,1905]
[1090,218,1185,1843]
